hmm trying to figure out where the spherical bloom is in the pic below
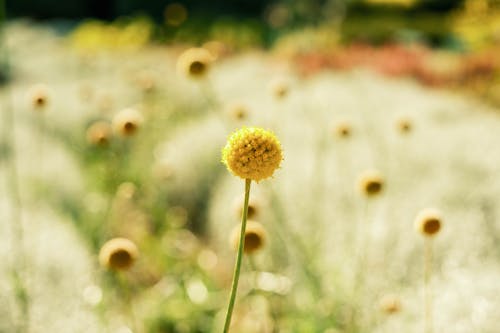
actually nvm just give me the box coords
[357,170,384,196]
[28,84,49,110]
[379,294,402,314]
[112,108,143,137]
[86,120,112,146]
[226,102,248,121]
[230,220,267,254]
[414,208,442,237]
[333,121,352,138]
[396,117,413,134]
[222,127,283,181]
[233,194,261,220]
[268,78,289,99]
[99,238,139,271]
[177,47,214,79]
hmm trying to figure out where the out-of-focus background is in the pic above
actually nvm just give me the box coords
[1,1,500,332]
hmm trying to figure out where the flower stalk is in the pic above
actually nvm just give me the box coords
[223,178,251,333]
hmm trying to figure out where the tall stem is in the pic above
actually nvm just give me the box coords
[223,178,251,333]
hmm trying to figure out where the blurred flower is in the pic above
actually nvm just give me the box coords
[415,208,442,237]
[226,102,248,121]
[28,84,49,111]
[269,78,289,99]
[177,47,214,79]
[99,238,139,271]
[222,127,283,181]
[164,3,188,27]
[112,108,144,137]
[333,121,352,138]
[197,249,218,271]
[230,220,267,254]
[233,194,261,220]
[135,70,156,93]
[202,40,230,60]
[396,117,413,134]
[357,170,384,197]
[86,120,112,146]
[379,294,402,314]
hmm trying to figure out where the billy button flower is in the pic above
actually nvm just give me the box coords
[221,127,282,333]
[357,169,384,197]
[28,84,49,111]
[229,220,267,255]
[222,127,283,182]
[177,47,214,79]
[414,208,443,333]
[86,120,112,146]
[99,238,139,271]
[112,108,143,137]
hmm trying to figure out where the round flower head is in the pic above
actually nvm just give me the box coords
[28,84,49,110]
[396,117,413,134]
[333,121,352,138]
[379,294,402,314]
[230,220,267,254]
[112,108,143,137]
[269,78,289,99]
[99,238,139,271]
[414,208,442,237]
[358,170,384,196]
[222,127,283,182]
[177,47,214,79]
[226,103,248,121]
[86,120,112,146]
[233,194,261,220]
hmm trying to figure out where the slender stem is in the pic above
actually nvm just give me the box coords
[223,178,251,333]
[424,239,433,333]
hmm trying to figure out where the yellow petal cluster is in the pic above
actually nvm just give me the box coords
[222,127,283,182]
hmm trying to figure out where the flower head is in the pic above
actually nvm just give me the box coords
[28,84,49,110]
[99,237,139,271]
[269,78,289,99]
[396,117,413,134]
[333,121,352,138]
[112,108,143,137]
[357,169,384,197]
[222,127,283,181]
[415,208,442,237]
[86,120,112,146]
[379,294,402,314]
[177,47,214,79]
[230,220,267,254]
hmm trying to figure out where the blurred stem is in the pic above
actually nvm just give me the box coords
[0,2,31,332]
[424,239,433,333]
[223,178,251,333]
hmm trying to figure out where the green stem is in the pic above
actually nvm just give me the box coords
[223,178,251,333]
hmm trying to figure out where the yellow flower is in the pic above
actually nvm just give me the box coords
[86,120,112,146]
[99,238,139,271]
[28,84,49,110]
[414,208,442,237]
[177,47,214,79]
[229,220,267,254]
[112,108,143,137]
[222,127,283,181]
[357,169,384,197]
